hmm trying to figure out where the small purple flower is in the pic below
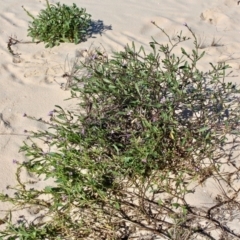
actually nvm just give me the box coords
[47,136,53,140]
[183,22,188,27]
[127,110,133,115]
[61,194,68,201]
[48,110,54,117]
[142,158,147,163]
[12,159,19,164]
[42,151,48,156]
[23,113,27,117]
[86,73,92,79]
[160,97,166,103]
[81,128,85,135]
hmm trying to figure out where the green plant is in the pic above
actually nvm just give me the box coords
[22,0,91,48]
[1,23,240,239]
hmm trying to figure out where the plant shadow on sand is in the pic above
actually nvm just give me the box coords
[84,19,112,39]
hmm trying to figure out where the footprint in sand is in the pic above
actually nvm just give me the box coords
[0,112,13,151]
[23,50,63,83]
[0,113,11,132]
[200,8,230,27]
[32,49,53,59]
[24,60,48,78]
[12,56,23,64]
[224,0,237,7]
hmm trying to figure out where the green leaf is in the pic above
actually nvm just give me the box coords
[172,203,180,209]
[44,186,53,192]
[199,126,209,132]
[103,78,112,84]
[115,202,120,210]
[135,83,141,98]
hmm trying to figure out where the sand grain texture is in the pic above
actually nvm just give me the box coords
[1,0,240,238]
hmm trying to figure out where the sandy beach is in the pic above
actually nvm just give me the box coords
[1,0,240,238]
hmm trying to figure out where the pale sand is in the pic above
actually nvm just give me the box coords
[1,0,240,238]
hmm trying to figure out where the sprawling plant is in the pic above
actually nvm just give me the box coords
[22,0,91,48]
[1,23,240,239]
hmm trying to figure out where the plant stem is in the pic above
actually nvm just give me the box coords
[46,0,51,10]
[22,6,35,20]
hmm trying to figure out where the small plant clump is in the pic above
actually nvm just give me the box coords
[22,0,92,48]
[1,23,240,239]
